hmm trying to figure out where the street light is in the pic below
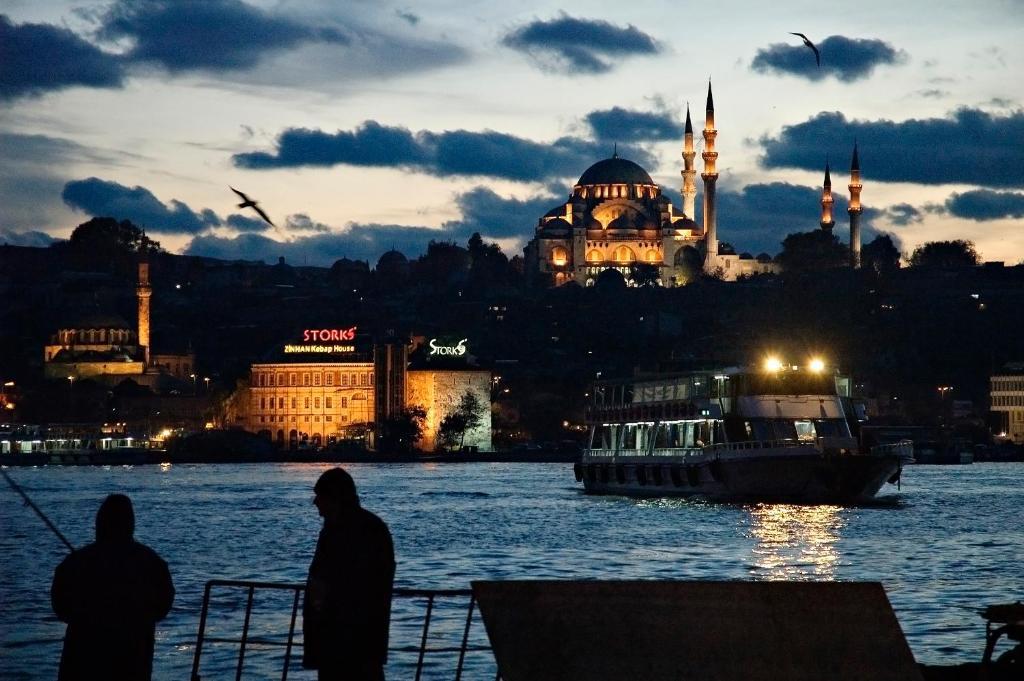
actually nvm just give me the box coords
[203,377,210,392]
[190,373,196,395]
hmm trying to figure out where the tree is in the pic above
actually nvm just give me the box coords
[438,391,487,451]
[64,217,162,255]
[908,240,980,268]
[378,406,426,454]
[673,245,704,285]
[861,234,901,275]
[776,230,850,273]
[630,263,660,287]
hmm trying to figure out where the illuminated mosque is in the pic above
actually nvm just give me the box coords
[525,83,863,286]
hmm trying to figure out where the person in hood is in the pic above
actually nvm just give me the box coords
[303,467,395,680]
[51,494,174,681]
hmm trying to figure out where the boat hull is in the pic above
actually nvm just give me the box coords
[576,449,905,503]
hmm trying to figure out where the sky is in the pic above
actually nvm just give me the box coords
[2,0,1023,267]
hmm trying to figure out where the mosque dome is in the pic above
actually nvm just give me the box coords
[576,157,654,186]
[672,217,699,231]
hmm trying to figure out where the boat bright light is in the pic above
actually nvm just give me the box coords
[808,358,826,373]
[764,357,784,372]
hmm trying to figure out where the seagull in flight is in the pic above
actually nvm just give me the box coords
[789,32,821,67]
[229,186,275,227]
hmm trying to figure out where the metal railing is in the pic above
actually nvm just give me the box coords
[190,579,497,681]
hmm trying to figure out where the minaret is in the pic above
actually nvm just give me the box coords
[701,82,719,268]
[820,159,835,233]
[681,104,697,219]
[848,143,862,268]
[137,260,151,367]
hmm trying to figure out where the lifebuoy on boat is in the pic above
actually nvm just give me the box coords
[686,466,700,487]
[636,465,647,486]
[573,463,583,482]
[670,465,684,487]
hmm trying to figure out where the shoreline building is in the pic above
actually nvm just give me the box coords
[239,331,492,452]
[991,362,1024,444]
[43,261,194,385]
[526,84,865,286]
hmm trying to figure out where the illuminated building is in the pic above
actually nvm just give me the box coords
[991,362,1024,444]
[240,332,492,452]
[43,261,194,383]
[527,84,865,286]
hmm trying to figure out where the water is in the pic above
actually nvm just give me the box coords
[1,462,1021,679]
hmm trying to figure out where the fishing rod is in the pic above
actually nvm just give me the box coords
[1,468,75,552]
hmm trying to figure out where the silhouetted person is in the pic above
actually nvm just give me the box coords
[303,468,396,681]
[51,494,174,681]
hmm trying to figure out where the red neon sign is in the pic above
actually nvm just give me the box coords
[303,327,357,342]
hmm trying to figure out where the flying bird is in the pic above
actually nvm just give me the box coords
[229,186,275,227]
[789,32,821,67]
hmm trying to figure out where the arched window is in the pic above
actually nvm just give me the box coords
[613,246,636,263]
[586,249,602,263]
[645,250,660,263]
[551,246,568,266]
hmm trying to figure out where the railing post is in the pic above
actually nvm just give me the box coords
[454,593,476,681]
[414,594,435,681]
[235,585,256,681]
[281,586,302,681]
[191,581,214,681]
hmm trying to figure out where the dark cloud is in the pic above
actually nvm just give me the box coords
[96,0,348,73]
[226,213,269,232]
[61,177,221,234]
[233,120,653,182]
[945,189,1024,221]
[285,213,332,233]
[502,14,659,74]
[759,108,1024,188]
[0,228,58,247]
[443,186,562,239]
[0,14,124,101]
[751,35,905,82]
[395,10,419,25]
[886,203,923,226]
[584,106,683,143]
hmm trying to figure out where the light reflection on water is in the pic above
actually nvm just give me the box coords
[1,462,1022,680]
[747,504,845,580]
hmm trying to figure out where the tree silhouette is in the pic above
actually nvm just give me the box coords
[909,240,980,268]
[378,406,426,454]
[862,234,902,275]
[777,230,849,273]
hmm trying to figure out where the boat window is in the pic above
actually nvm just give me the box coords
[813,419,851,437]
[771,420,798,441]
[621,425,639,451]
[749,420,774,441]
[794,420,817,442]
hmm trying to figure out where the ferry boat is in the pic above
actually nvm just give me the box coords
[574,359,914,503]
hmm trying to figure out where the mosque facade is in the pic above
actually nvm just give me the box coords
[525,84,863,286]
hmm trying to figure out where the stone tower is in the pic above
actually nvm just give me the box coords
[137,260,151,366]
[681,104,697,220]
[820,159,835,233]
[848,143,862,268]
[701,82,719,271]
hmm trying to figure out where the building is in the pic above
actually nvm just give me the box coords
[991,362,1024,444]
[240,331,492,452]
[43,261,194,384]
[526,83,863,285]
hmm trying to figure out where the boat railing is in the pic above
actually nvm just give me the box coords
[706,439,815,453]
[869,439,915,458]
[190,579,498,681]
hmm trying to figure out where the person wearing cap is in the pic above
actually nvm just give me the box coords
[50,494,175,681]
[303,467,396,681]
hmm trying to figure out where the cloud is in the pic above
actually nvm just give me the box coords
[0,14,124,101]
[944,189,1024,221]
[443,186,562,239]
[751,35,905,82]
[885,203,923,226]
[95,0,348,73]
[233,120,653,182]
[502,14,660,74]
[584,106,683,143]
[61,177,221,234]
[226,213,269,232]
[395,10,419,26]
[0,228,58,247]
[285,213,332,233]
[759,108,1024,187]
